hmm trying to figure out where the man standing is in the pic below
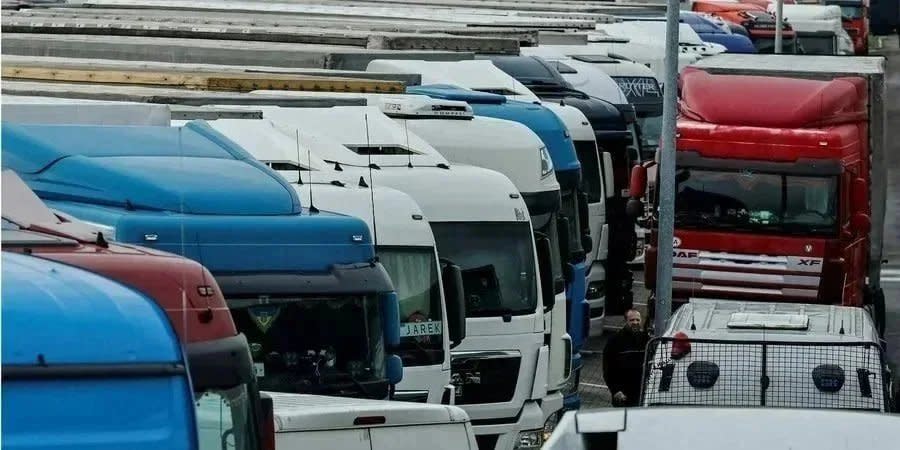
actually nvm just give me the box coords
[602,309,650,407]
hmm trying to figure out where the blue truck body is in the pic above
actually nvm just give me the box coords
[406,85,589,409]
[2,251,197,450]
[2,121,403,400]
[682,12,758,53]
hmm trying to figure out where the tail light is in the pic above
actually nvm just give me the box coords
[671,331,692,360]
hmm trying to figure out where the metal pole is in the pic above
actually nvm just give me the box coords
[774,0,784,54]
[654,0,679,333]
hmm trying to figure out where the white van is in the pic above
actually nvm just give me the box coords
[544,407,900,450]
[265,392,477,450]
[642,299,893,411]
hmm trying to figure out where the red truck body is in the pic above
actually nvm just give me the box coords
[644,68,871,309]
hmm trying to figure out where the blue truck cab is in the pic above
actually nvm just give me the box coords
[2,251,197,450]
[2,121,403,401]
[680,12,758,54]
[407,85,589,410]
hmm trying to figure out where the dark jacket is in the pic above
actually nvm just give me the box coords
[602,327,650,407]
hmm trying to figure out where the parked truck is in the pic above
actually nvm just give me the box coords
[2,120,405,400]
[823,0,870,54]
[1,170,272,450]
[2,251,199,450]
[632,54,887,334]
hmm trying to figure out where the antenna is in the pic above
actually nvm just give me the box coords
[299,128,318,214]
[403,119,413,168]
[690,311,696,331]
[364,113,378,247]
[295,128,303,186]
[839,319,845,335]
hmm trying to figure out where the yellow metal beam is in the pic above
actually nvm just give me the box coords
[1,66,406,93]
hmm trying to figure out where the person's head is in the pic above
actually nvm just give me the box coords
[625,309,643,333]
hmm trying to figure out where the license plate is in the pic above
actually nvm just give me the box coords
[401,320,443,337]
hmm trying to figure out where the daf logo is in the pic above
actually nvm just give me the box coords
[673,237,682,248]
[804,244,813,253]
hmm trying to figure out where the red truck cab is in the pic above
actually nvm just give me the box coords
[824,0,870,55]
[692,0,798,53]
[1,171,274,450]
[640,69,871,313]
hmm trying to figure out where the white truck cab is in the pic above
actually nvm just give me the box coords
[643,299,892,412]
[254,104,564,450]
[265,391,477,450]
[543,406,900,450]
[767,4,854,55]
[180,116,462,405]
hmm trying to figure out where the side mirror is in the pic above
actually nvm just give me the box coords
[259,393,276,450]
[851,177,868,214]
[379,292,401,348]
[386,354,404,385]
[630,164,648,198]
[851,212,871,235]
[535,233,556,311]
[440,260,467,348]
[602,152,615,200]
[556,217,573,281]
[577,191,593,253]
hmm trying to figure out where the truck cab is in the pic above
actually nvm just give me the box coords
[1,121,404,401]
[768,4,854,55]
[690,0,799,53]
[2,251,198,450]
[1,170,268,450]
[255,104,564,450]
[191,116,465,406]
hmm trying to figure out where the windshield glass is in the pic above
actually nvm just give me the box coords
[637,113,662,154]
[560,189,584,257]
[674,168,838,236]
[430,222,538,318]
[378,246,444,367]
[754,37,797,54]
[196,385,254,450]
[228,294,386,397]
[798,36,836,55]
[574,140,604,203]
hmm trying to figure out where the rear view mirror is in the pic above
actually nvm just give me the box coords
[440,259,467,348]
[556,217,573,282]
[602,152,615,200]
[386,354,404,385]
[379,292,401,348]
[629,164,648,198]
[851,177,868,214]
[577,191,592,252]
[259,393,275,450]
[535,233,556,312]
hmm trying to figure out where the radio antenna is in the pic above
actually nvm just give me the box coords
[364,113,379,247]
[299,128,318,214]
[403,119,413,168]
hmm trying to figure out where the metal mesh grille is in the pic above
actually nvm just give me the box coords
[640,337,888,411]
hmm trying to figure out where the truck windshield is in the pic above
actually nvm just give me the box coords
[754,37,798,54]
[636,112,662,154]
[378,246,444,366]
[798,35,836,55]
[228,294,386,398]
[196,384,254,450]
[574,140,604,203]
[674,168,838,236]
[431,222,538,318]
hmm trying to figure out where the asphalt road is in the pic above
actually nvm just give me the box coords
[578,40,900,410]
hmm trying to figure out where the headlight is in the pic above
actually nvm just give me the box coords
[515,429,544,450]
[543,412,562,442]
[539,146,554,179]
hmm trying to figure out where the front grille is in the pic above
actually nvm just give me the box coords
[451,352,521,405]
[475,434,500,450]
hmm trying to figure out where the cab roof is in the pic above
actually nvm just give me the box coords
[679,68,868,128]
[1,121,302,215]
[667,298,878,343]
[2,252,181,365]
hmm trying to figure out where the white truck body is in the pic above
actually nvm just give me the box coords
[266,391,477,450]
[1,95,171,126]
[253,104,563,450]
[768,4,854,55]
[544,407,900,450]
[595,21,727,56]
[185,117,455,405]
[557,39,701,87]
[644,299,890,411]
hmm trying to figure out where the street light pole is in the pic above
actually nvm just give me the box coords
[774,0,784,53]
[654,0,680,333]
